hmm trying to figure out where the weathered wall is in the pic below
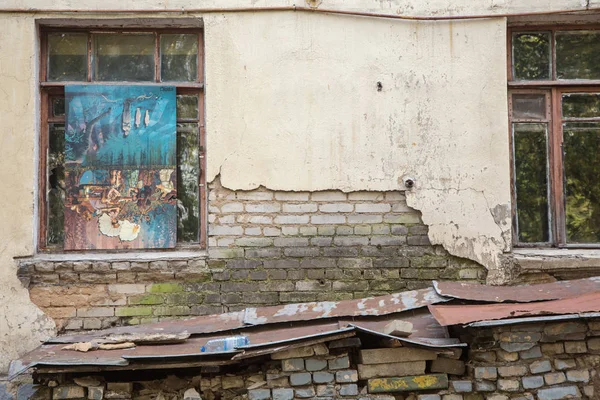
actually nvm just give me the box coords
[1,0,597,375]
[18,182,484,332]
[0,15,56,376]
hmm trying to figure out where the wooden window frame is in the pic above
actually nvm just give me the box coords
[509,25,600,248]
[38,26,206,252]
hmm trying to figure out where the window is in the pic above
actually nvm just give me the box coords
[509,27,600,247]
[39,27,205,250]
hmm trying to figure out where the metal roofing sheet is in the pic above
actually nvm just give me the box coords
[428,291,600,326]
[432,277,600,303]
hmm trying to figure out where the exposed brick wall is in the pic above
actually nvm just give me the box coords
[18,180,485,331]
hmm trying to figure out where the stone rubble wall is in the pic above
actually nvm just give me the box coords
[18,180,484,332]
[13,319,600,399]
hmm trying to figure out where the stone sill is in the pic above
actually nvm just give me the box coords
[513,248,600,272]
[21,250,208,263]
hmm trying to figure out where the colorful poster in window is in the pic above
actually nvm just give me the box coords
[64,85,177,250]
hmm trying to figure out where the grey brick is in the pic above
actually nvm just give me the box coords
[52,386,85,399]
[274,237,310,247]
[336,226,354,235]
[355,203,391,213]
[208,248,244,258]
[537,386,580,400]
[300,258,336,269]
[236,191,273,200]
[520,346,542,359]
[522,375,544,389]
[370,236,406,246]
[221,202,244,212]
[333,236,369,246]
[566,369,590,382]
[272,388,294,400]
[451,381,472,393]
[275,192,309,201]
[320,203,353,213]
[246,203,281,213]
[312,215,346,224]
[296,280,331,291]
[335,370,358,383]
[235,237,273,247]
[323,247,359,257]
[338,384,358,396]
[311,237,333,246]
[284,247,321,257]
[282,203,318,213]
[407,235,431,245]
[328,355,350,370]
[245,248,282,258]
[316,384,335,397]
[311,191,347,201]
[248,389,271,400]
[282,358,304,372]
[554,359,576,370]
[474,367,497,380]
[474,381,495,391]
[313,372,334,384]
[221,282,259,292]
[264,260,300,269]
[306,358,327,371]
[209,225,244,235]
[260,281,295,292]
[530,360,552,374]
[274,215,310,224]
[226,259,262,269]
[289,373,312,386]
[348,214,383,224]
[338,258,373,269]
[544,372,566,385]
[293,386,315,398]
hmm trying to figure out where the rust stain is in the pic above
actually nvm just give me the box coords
[429,291,600,326]
[433,277,600,303]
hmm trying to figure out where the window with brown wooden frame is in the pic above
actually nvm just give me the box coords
[38,28,206,251]
[509,27,600,247]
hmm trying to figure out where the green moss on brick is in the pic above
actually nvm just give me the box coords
[129,294,164,305]
[115,306,154,317]
[149,283,184,293]
[153,306,191,316]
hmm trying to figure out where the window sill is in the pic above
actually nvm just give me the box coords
[513,248,600,272]
[23,249,208,263]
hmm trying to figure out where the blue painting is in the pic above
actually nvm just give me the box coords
[64,85,177,250]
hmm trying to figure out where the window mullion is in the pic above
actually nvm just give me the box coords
[550,87,566,246]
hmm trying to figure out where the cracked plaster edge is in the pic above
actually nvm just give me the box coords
[405,187,516,285]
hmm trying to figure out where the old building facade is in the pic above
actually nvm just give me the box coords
[3,1,600,393]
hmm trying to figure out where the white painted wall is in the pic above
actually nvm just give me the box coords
[0,0,595,373]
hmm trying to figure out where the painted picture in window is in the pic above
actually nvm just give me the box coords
[64,85,177,250]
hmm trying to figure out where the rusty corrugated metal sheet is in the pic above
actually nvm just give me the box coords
[429,292,600,326]
[432,277,600,303]
[243,288,448,325]
[350,324,466,348]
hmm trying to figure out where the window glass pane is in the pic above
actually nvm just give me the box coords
[177,95,199,120]
[52,97,65,117]
[512,93,546,120]
[47,33,88,81]
[513,123,550,243]
[564,122,600,243]
[94,34,155,81]
[48,123,65,246]
[512,32,551,80]
[161,34,198,82]
[562,93,600,119]
[557,31,600,80]
[177,123,200,242]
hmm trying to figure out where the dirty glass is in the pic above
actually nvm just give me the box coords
[562,93,600,119]
[564,122,600,243]
[47,33,88,81]
[161,34,198,82]
[512,93,546,120]
[557,31,600,80]
[47,123,65,246]
[52,97,65,117]
[176,95,199,119]
[512,32,551,81]
[176,122,200,242]
[94,34,155,81]
[513,123,550,243]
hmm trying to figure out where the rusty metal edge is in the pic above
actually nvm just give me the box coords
[237,327,356,349]
[349,324,467,348]
[122,350,241,359]
[466,312,600,327]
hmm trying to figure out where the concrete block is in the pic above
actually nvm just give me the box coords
[358,361,426,379]
[360,348,437,364]
[431,358,465,375]
[368,374,449,393]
